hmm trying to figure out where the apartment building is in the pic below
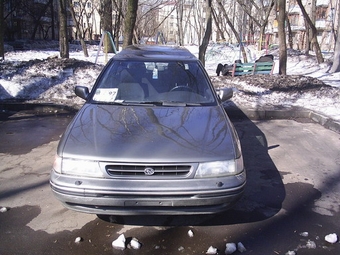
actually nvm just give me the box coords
[287,0,337,51]
[4,0,57,42]
[157,0,338,51]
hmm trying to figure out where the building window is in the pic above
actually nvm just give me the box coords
[316,6,327,19]
[289,14,299,26]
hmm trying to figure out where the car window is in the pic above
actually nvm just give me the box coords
[92,60,216,105]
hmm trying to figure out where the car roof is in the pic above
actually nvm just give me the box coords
[113,45,198,61]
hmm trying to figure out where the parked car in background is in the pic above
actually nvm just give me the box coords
[50,45,246,215]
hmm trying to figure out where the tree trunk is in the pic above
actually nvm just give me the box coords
[285,13,293,49]
[278,0,287,75]
[100,0,113,53]
[123,0,138,48]
[296,0,324,63]
[69,0,89,57]
[58,0,69,58]
[330,5,340,73]
[51,0,55,40]
[199,0,212,66]
[176,0,184,46]
[113,0,123,50]
[0,0,4,60]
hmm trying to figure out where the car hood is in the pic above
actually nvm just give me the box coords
[59,104,236,163]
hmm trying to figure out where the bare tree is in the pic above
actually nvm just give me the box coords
[100,0,114,53]
[134,0,174,43]
[199,0,212,66]
[69,0,89,57]
[58,0,69,58]
[191,1,206,45]
[112,0,123,49]
[286,12,294,49]
[70,0,95,41]
[216,0,248,63]
[22,0,53,40]
[236,0,275,51]
[330,5,340,73]
[123,0,138,48]
[0,0,4,60]
[296,0,324,64]
[277,0,287,75]
[211,7,226,42]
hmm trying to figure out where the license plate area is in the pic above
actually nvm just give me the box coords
[124,201,172,206]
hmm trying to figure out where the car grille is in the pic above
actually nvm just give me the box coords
[105,164,192,178]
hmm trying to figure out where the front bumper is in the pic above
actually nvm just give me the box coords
[50,170,246,215]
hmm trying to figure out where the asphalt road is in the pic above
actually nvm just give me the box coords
[0,109,340,255]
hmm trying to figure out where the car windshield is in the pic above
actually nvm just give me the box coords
[91,60,216,105]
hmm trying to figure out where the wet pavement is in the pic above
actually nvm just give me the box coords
[1,108,340,255]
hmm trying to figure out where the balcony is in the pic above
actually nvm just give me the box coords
[316,0,329,7]
[288,5,301,14]
[290,25,306,31]
[315,20,327,29]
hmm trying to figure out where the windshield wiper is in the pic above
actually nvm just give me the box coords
[97,100,203,107]
[162,101,202,106]
[139,101,164,106]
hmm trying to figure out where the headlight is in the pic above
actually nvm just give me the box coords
[195,156,244,178]
[52,155,104,177]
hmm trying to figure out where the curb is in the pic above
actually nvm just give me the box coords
[226,105,340,134]
[1,102,339,134]
[0,102,80,115]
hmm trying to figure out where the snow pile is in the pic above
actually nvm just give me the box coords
[0,43,339,122]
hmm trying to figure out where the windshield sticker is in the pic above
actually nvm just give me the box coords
[93,88,118,102]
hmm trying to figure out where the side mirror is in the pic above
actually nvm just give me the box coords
[217,88,233,101]
[75,86,89,100]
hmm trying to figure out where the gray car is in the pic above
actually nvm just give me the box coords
[50,45,246,215]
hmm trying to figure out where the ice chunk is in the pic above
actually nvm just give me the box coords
[225,243,237,254]
[178,246,184,251]
[306,240,316,249]
[237,242,246,252]
[325,233,338,244]
[74,237,82,243]
[112,234,126,250]
[0,207,8,213]
[129,238,141,249]
[299,231,308,237]
[188,229,194,237]
[285,251,296,255]
[206,246,217,254]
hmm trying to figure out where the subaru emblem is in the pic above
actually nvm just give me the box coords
[144,167,155,176]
